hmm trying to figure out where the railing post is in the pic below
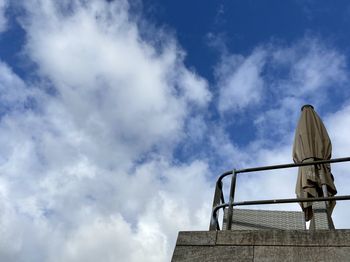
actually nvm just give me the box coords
[209,180,223,230]
[226,170,237,230]
[210,210,220,231]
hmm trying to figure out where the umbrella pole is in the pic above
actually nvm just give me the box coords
[321,184,329,208]
[319,170,331,211]
[320,174,335,230]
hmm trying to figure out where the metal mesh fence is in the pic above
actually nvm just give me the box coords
[223,208,306,230]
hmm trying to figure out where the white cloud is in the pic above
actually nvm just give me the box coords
[0,0,213,261]
[254,96,305,139]
[326,104,350,158]
[53,214,168,262]
[21,0,211,165]
[0,0,7,33]
[217,48,266,112]
[271,38,348,96]
[216,38,347,116]
[0,61,35,111]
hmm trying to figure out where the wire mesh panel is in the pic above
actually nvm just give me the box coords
[223,208,306,230]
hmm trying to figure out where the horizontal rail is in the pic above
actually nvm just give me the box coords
[216,157,350,184]
[233,195,350,206]
[235,157,350,174]
[212,195,350,214]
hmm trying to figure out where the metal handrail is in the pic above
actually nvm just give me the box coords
[209,157,350,231]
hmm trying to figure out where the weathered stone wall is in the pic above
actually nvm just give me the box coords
[172,230,350,262]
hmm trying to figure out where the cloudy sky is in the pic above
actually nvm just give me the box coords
[1,0,350,261]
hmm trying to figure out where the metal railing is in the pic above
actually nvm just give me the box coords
[209,157,350,231]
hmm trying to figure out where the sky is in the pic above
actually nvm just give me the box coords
[1,0,350,261]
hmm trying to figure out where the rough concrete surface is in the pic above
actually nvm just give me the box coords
[172,230,350,262]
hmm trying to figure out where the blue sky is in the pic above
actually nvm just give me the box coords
[1,1,350,261]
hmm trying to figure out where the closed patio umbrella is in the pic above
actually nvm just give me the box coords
[293,105,337,221]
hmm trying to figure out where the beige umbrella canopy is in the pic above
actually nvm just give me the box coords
[293,105,337,221]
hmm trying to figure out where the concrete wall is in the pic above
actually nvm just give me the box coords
[172,230,350,262]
